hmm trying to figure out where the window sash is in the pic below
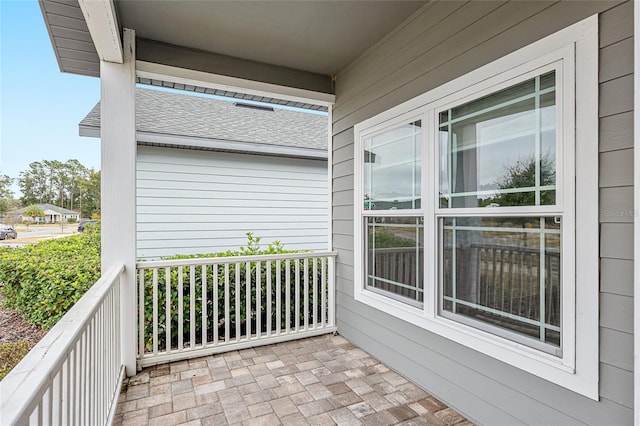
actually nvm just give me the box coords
[438,71,559,210]
[438,215,562,355]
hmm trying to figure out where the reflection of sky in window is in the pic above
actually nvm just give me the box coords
[364,123,421,203]
[440,103,556,196]
[477,104,555,188]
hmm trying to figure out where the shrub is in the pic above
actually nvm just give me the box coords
[0,228,320,351]
[0,224,101,329]
[66,217,77,224]
[0,340,33,380]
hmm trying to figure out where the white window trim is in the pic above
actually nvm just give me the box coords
[353,15,598,399]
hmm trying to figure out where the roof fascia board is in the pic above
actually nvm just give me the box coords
[136,63,335,107]
[77,0,123,63]
[79,125,328,159]
[79,125,100,138]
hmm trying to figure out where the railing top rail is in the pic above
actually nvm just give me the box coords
[137,251,338,269]
[0,264,124,424]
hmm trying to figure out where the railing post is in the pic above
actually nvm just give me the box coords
[100,28,137,376]
[328,256,336,327]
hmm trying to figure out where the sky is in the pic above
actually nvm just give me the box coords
[1,0,101,195]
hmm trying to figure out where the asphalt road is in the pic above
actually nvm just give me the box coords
[0,225,77,247]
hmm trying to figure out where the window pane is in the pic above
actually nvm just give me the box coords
[366,216,423,305]
[441,216,561,350]
[364,121,421,210]
[439,72,556,208]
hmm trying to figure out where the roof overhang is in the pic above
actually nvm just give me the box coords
[79,126,328,160]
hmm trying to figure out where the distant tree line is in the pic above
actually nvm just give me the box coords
[0,159,100,219]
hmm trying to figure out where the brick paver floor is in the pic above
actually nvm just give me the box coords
[113,334,472,425]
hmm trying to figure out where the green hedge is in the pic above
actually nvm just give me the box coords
[0,230,321,348]
[0,225,101,329]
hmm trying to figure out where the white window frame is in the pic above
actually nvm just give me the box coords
[353,15,598,399]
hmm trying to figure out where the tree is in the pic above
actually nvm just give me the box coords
[18,159,100,217]
[22,205,45,224]
[80,169,100,218]
[0,174,16,216]
[482,153,556,207]
[19,161,52,206]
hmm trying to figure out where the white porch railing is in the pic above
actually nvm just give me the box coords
[136,251,337,367]
[0,265,125,426]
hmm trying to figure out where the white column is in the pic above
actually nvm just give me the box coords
[100,28,137,376]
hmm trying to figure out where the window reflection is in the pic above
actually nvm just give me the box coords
[364,121,421,210]
[366,217,424,305]
[439,72,556,208]
[441,216,561,348]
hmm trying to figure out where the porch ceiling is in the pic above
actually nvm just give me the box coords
[116,1,425,76]
[39,0,426,102]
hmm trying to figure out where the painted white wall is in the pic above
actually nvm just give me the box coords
[136,146,328,259]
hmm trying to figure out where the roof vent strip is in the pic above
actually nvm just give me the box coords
[234,102,275,112]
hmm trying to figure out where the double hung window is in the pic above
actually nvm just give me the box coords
[437,69,565,356]
[353,16,598,398]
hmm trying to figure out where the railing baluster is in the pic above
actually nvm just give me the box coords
[304,258,309,330]
[53,370,61,426]
[321,258,327,326]
[235,262,241,343]
[202,264,208,348]
[224,263,230,343]
[97,307,103,423]
[46,379,53,425]
[178,266,184,351]
[91,318,96,426]
[165,267,171,354]
[138,268,145,357]
[72,342,78,426]
[295,260,300,332]
[256,261,262,338]
[285,259,291,334]
[245,261,251,340]
[213,264,219,345]
[267,261,272,336]
[82,328,88,425]
[276,260,281,335]
[190,265,196,349]
[313,258,318,329]
[65,353,71,426]
[153,268,158,355]
[37,401,42,425]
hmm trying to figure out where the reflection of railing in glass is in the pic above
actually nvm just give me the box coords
[367,247,424,302]
[443,244,560,347]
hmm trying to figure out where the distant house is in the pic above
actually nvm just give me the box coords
[80,88,328,259]
[11,204,80,224]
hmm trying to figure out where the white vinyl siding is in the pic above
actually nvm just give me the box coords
[137,146,328,259]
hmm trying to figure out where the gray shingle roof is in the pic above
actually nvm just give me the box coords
[12,204,79,215]
[80,88,328,156]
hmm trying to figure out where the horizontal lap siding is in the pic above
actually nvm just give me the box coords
[137,146,328,259]
[332,1,632,424]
